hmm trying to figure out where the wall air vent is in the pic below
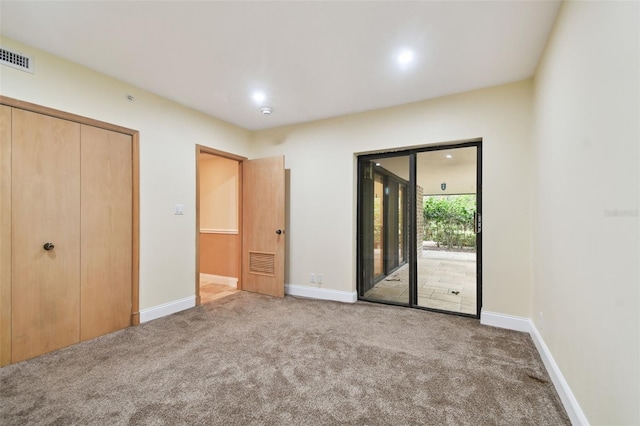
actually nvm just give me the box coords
[0,47,34,73]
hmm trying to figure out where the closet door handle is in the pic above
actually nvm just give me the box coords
[43,242,55,251]
[275,229,283,235]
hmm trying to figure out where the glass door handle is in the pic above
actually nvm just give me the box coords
[474,213,482,234]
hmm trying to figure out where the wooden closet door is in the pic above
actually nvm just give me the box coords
[12,109,81,363]
[0,105,12,366]
[80,125,132,341]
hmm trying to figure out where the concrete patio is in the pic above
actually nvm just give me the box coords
[364,245,477,315]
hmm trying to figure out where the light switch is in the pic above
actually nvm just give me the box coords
[174,204,184,215]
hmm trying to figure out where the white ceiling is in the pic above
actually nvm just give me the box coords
[0,1,561,131]
[376,146,477,195]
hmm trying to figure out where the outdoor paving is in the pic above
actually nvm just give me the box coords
[364,248,477,315]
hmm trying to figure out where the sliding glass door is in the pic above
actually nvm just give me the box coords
[357,142,482,317]
[416,147,479,315]
[359,154,410,304]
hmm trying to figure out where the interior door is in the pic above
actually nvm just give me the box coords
[242,156,285,297]
[80,124,132,341]
[0,105,12,366]
[12,109,81,362]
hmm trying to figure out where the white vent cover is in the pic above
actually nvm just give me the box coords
[0,47,34,73]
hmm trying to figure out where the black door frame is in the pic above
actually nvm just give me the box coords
[376,166,409,280]
[358,152,412,295]
[356,140,483,318]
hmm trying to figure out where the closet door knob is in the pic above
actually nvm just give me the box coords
[43,242,55,251]
[275,230,283,235]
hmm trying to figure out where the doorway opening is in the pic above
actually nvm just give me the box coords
[196,147,286,302]
[196,148,243,304]
[357,141,482,318]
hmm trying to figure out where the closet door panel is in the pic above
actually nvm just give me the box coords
[1,105,12,366]
[80,125,132,341]
[11,109,81,362]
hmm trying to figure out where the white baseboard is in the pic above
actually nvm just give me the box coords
[285,284,357,303]
[480,310,531,332]
[139,296,196,323]
[481,310,588,425]
[200,273,238,288]
[529,321,589,425]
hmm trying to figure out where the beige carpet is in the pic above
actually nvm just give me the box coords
[0,292,569,425]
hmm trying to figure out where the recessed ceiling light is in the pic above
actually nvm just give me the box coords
[397,49,414,66]
[260,106,272,115]
[252,91,266,103]
[445,154,453,159]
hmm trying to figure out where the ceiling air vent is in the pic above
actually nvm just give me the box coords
[0,47,34,73]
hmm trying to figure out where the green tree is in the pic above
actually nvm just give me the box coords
[423,195,476,250]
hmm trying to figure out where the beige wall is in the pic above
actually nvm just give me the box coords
[532,2,639,424]
[0,36,252,310]
[251,80,534,317]
[199,154,239,232]
[198,154,240,278]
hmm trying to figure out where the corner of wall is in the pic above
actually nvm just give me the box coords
[481,310,589,425]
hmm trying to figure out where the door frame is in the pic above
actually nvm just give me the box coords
[0,96,140,367]
[356,139,483,318]
[195,145,247,305]
[368,166,409,285]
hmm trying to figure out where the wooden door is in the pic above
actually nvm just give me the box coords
[242,156,285,297]
[80,125,132,341]
[0,105,12,366]
[11,109,81,363]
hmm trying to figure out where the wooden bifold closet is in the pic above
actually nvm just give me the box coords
[0,98,139,366]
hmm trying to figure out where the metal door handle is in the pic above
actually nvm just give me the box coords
[43,242,55,251]
[276,229,283,235]
[474,213,481,234]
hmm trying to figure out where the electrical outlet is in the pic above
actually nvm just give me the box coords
[317,274,323,285]
[174,204,184,215]
[310,273,316,283]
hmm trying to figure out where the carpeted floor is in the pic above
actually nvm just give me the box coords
[0,292,569,425]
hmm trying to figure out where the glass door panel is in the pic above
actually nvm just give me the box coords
[416,147,478,314]
[373,174,385,279]
[359,155,410,304]
[398,184,406,264]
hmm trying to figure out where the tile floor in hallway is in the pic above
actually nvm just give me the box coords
[200,275,239,303]
[364,248,477,315]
